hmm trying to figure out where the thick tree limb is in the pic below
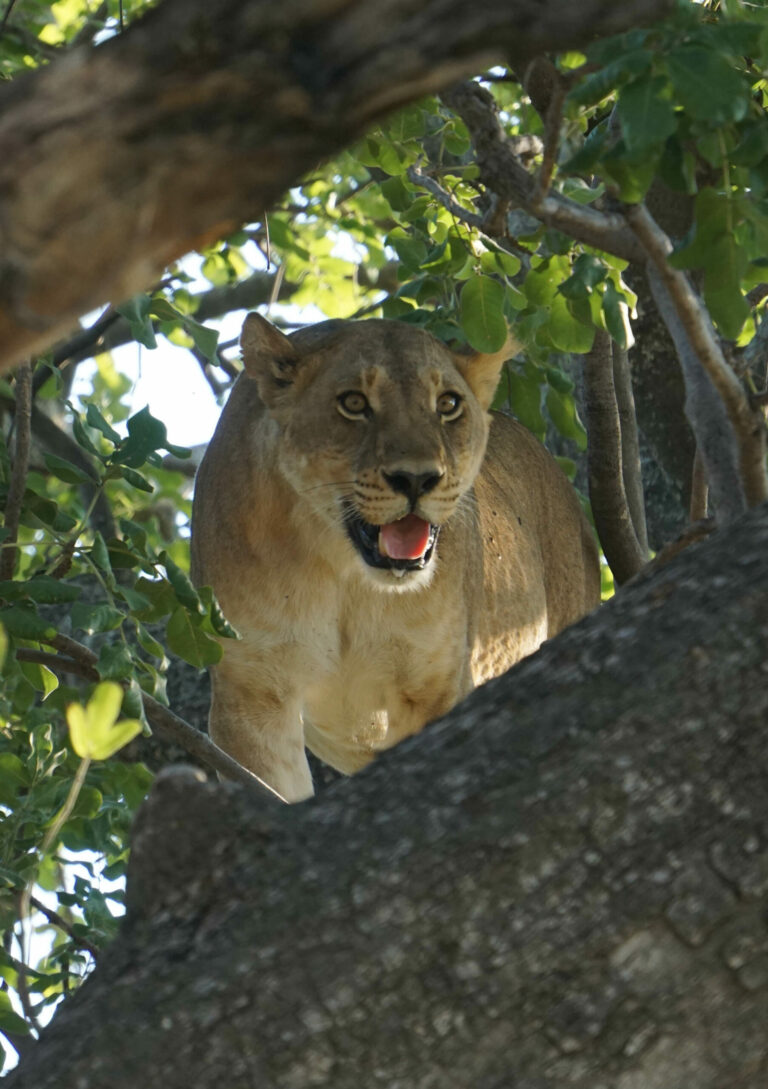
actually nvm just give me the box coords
[442,82,645,260]
[0,0,673,371]
[627,204,768,513]
[8,498,768,1088]
[584,330,647,582]
[646,265,748,524]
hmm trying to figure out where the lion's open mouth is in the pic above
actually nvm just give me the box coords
[344,507,439,573]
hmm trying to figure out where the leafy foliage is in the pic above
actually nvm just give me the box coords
[2,0,768,1068]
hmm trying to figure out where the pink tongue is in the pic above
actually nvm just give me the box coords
[379,514,432,560]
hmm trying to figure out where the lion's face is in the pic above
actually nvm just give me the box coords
[242,317,511,589]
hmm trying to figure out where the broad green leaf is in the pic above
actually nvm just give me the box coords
[97,643,134,682]
[116,294,157,350]
[43,453,98,485]
[161,551,203,614]
[85,403,121,444]
[19,661,59,700]
[0,990,30,1036]
[549,294,595,354]
[118,466,154,492]
[71,602,124,635]
[166,606,222,668]
[112,405,168,468]
[666,47,750,125]
[71,415,102,457]
[703,237,750,340]
[602,281,631,350]
[506,371,545,439]
[67,682,142,761]
[0,606,57,640]
[0,576,80,604]
[186,320,219,362]
[617,75,677,154]
[546,387,588,450]
[460,276,507,353]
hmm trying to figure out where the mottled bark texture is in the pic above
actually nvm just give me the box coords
[9,499,768,1088]
[0,0,673,371]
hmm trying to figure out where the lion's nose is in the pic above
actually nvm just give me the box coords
[384,469,444,507]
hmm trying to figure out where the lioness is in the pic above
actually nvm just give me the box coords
[191,315,600,801]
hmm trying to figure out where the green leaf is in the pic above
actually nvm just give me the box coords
[602,281,630,350]
[460,276,507,352]
[161,551,203,614]
[546,387,588,450]
[0,576,80,604]
[185,320,219,363]
[506,371,545,439]
[43,453,98,486]
[112,406,168,468]
[91,531,113,576]
[85,403,121,445]
[70,602,124,634]
[118,466,154,493]
[666,47,750,125]
[0,606,57,640]
[549,294,595,354]
[198,586,240,639]
[703,237,750,340]
[67,682,142,761]
[71,415,102,458]
[19,661,59,700]
[617,75,677,154]
[166,606,222,668]
[97,643,134,681]
[116,294,157,350]
[0,990,31,1036]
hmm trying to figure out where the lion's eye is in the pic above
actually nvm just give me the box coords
[337,391,370,419]
[437,391,462,419]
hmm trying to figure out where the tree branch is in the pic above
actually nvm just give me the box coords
[442,82,645,261]
[0,0,673,371]
[645,265,748,524]
[626,203,768,514]
[612,341,648,554]
[28,895,100,959]
[583,330,647,582]
[32,637,285,801]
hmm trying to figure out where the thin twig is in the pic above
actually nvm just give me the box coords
[1,361,32,581]
[0,0,19,34]
[626,203,767,512]
[611,342,648,554]
[407,165,484,230]
[28,894,100,958]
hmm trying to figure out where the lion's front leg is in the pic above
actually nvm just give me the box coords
[208,664,313,803]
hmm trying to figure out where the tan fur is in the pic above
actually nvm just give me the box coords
[191,316,600,801]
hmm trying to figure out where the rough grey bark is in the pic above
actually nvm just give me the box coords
[9,499,768,1088]
[0,0,673,372]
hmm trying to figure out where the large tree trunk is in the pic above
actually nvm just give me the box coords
[0,0,673,372]
[9,500,768,1088]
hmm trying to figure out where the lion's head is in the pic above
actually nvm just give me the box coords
[242,315,513,589]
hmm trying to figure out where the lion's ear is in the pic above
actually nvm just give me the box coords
[453,332,520,411]
[241,313,299,406]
